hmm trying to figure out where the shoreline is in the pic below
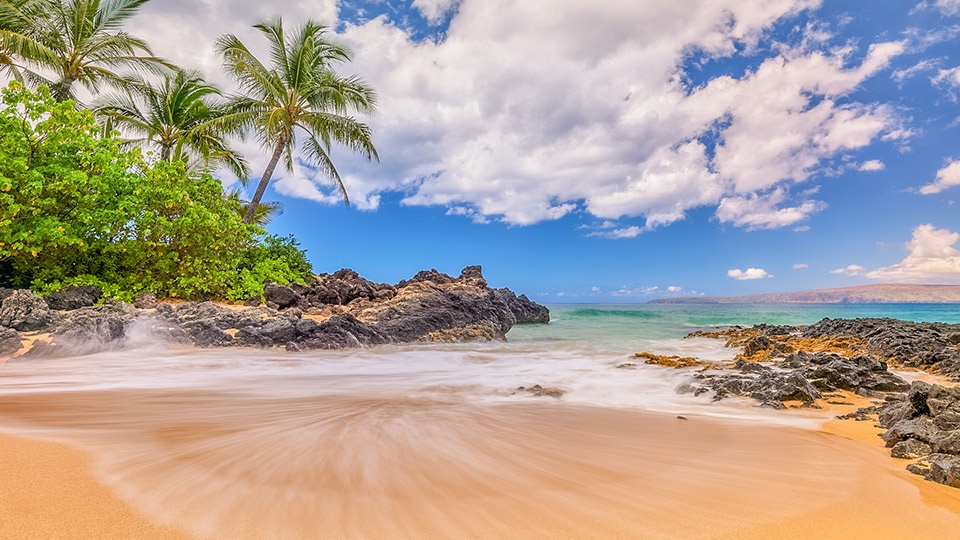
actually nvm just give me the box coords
[4,400,960,539]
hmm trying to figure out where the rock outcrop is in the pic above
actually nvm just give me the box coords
[0,265,548,357]
[44,285,101,311]
[877,382,960,488]
[643,317,959,488]
[0,290,53,331]
[802,318,960,377]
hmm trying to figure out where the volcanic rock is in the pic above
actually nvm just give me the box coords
[45,285,102,310]
[0,290,53,331]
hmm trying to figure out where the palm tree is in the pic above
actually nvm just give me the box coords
[225,187,283,225]
[216,17,378,224]
[0,0,171,102]
[95,70,249,177]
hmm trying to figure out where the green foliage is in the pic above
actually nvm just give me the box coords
[228,235,313,301]
[0,81,312,300]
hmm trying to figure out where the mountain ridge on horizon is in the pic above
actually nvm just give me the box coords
[649,284,960,304]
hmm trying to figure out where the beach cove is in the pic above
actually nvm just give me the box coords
[4,304,960,538]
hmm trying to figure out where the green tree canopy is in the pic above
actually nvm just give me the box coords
[0,81,311,300]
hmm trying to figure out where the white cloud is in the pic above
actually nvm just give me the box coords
[593,226,643,239]
[122,1,906,230]
[830,264,867,276]
[933,0,960,15]
[933,67,960,93]
[667,285,682,292]
[920,159,960,194]
[793,225,811,232]
[793,263,809,269]
[727,268,773,280]
[716,188,826,230]
[867,224,960,283]
[892,58,940,82]
[412,0,462,25]
[858,160,886,171]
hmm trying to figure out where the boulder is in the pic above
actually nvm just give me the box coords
[263,283,301,310]
[183,321,233,347]
[0,327,22,357]
[234,319,297,347]
[133,292,158,309]
[293,314,392,350]
[492,288,550,324]
[0,290,53,331]
[891,438,932,459]
[45,285,102,311]
[681,368,820,409]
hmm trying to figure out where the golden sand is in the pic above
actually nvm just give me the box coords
[2,395,960,539]
[0,433,189,539]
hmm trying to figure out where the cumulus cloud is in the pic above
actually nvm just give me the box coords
[727,268,773,280]
[867,224,960,283]
[412,0,462,25]
[919,159,960,194]
[716,188,826,230]
[793,263,809,269]
[859,160,885,171]
[830,264,867,276]
[124,1,906,230]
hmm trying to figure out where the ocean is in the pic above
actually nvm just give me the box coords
[2,303,959,538]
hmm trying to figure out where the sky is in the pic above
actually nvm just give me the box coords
[121,0,960,301]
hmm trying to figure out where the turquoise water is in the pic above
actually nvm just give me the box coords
[506,303,960,354]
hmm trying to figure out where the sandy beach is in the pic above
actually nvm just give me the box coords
[3,394,960,539]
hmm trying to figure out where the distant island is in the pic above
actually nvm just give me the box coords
[649,284,960,304]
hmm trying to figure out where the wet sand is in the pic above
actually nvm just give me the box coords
[3,390,960,539]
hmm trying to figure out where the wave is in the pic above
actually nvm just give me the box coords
[562,308,663,319]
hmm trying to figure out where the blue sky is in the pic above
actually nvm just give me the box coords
[128,1,960,301]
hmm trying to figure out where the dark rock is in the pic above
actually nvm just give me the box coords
[926,454,960,488]
[294,314,392,349]
[362,285,517,342]
[0,290,54,331]
[183,321,233,347]
[743,335,773,357]
[53,302,138,343]
[891,438,932,459]
[0,327,22,357]
[263,283,302,310]
[459,265,486,285]
[736,358,771,374]
[243,295,261,307]
[780,352,909,396]
[803,317,960,376]
[837,405,878,421]
[882,417,939,447]
[516,384,565,399]
[45,286,102,311]
[682,368,820,409]
[0,288,13,302]
[234,319,297,347]
[133,292,158,309]
[491,288,550,324]
[175,302,270,330]
[407,269,455,286]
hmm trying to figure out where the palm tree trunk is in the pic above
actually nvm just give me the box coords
[243,137,286,224]
[53,76,75,102]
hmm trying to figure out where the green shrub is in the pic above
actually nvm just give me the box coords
[0,82,313,301]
